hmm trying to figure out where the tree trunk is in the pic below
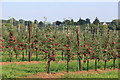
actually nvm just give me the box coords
[16,54,18,59]
[22,51,24,61]
[36,49,38,61]
[95,59,97,71]
[26,48,28,56]
[104,61,107,70]
[62,51,64,60]
[66,54,70,73]
[75,26,82,71]
[28,24,31,62]
[67,60,69,73]
[47,60,51,74]
[28,49,31,62]
[78,55,82,71]
[87,60,89,71]
[10,52,12,62]
[113,59,116,69]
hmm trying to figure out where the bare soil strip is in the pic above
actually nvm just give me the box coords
[1,61,46,65]
[1,60,70,65]
[26,69,118,78]
[1,60,97,65]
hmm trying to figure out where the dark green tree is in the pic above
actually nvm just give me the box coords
[38,21,44,27]
[34,19,38,24]
[63,20,71,25]
[28,21,32,25]
[77,18,86,25]
[71,19,74,25]
[19,19,24,24]
[24,21,28,26]
[111,19,120,30]
[93,17,100,25]
[56,21,62,26]
[86,18,91,24]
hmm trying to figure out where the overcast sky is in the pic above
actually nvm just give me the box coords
[1,2,118,23]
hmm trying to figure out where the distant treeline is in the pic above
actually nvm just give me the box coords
[1,17,120,30]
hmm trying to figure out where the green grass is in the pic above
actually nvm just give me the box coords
[2,59,119,78]
[62,70,118,78]
[2,63,46,78]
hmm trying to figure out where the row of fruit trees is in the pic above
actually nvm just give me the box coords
[1,23,120,73]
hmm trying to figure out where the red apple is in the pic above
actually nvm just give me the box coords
[67,49,71,51]
[49,38,53,40]
[65,45,69,47]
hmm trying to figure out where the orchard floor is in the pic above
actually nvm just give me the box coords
[26,69,119,78]
[1,61,46,65]
[1,60,119,78]
[1,60,96,65]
